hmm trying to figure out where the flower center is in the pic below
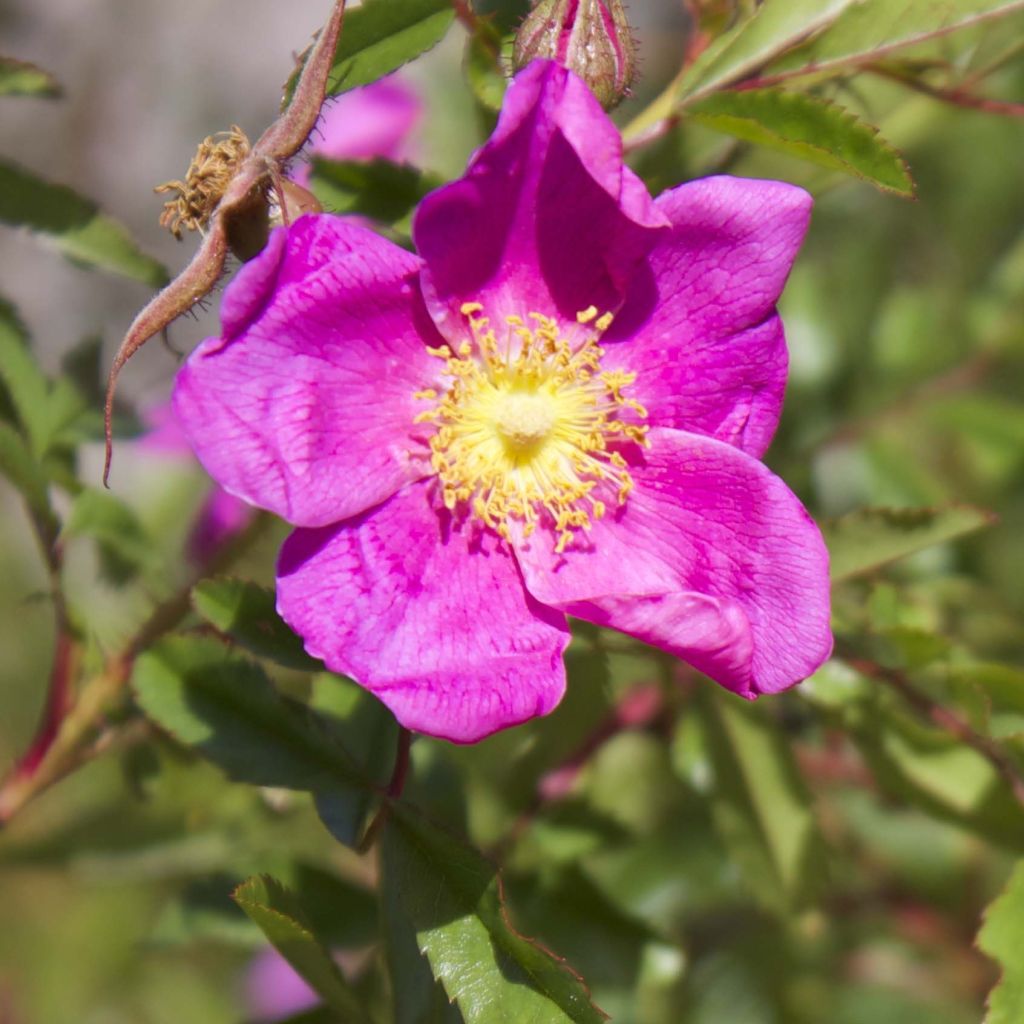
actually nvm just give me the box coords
[414,303,648,552]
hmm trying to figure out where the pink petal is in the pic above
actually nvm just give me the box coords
[173,215,445,529]
[513,427,832,698]
[276,479,571,743]
[605,176,812,456]
[413,60,667,340]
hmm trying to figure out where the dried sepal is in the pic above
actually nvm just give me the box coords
[103,0,344,484]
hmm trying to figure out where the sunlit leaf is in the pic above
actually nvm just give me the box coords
[663,0,858,109]
[382,804,608,1023]
[768,0,1024,81]
[285,0,455,103]
[234,875,365,1021]
[824,505,995,582]
[688,89,914,196]
[978,859,1024,1023]
[0,158,167,285]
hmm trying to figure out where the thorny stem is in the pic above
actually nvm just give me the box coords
[103,0,346,485]
[847,655,1024,810]
[357,728,413,854]
[0,514,269,825]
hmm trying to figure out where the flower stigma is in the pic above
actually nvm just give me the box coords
[414,302,649,552]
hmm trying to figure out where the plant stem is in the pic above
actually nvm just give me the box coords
[0,513,268,825]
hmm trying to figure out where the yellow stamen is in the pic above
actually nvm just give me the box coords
[414,304,649,551]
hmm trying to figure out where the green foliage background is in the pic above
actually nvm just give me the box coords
[1,1,1024,1021]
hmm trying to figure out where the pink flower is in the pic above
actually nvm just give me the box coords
[174,60,832,743]
[290,75,421,186]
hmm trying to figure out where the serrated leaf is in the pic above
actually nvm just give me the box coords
[383,804,607,1024]
[308,157,441,225]
[0,56,61,97]
[234,875,365,1021]
[192,578,322,671]
[699,692,824,912]
[285,0,455,103]
[0,158,167,285]
[978,860,1024,1024]
[688,89,914,196]
[767,0,1024,81]
[824,505,995,582]
[132,636,367,794]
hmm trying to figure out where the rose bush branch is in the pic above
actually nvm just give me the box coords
[0,513,269,824]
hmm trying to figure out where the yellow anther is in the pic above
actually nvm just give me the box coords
[412,301,648,550]
[595,312,614,332]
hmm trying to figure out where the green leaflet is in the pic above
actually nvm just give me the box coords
[192,578,322,672]
[824,505,995,582]
[132,636,366,793]
[0,56,61,97]
[768,0,1024,80]
[383,804,608,1024]
[0,158,167,285]
[688,89,914,196]
[699,693,825,912]
[284,0,455,103]
[978,860,1024,1023]
[234,876,366,1021]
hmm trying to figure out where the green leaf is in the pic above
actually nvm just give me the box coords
[383,804,608,1024]
[132,636,366,793]
[233,875,365,1021]
[0,158,167,285]
[767,0,1024,81]
[978,860,1024,1024]
[311,676,399,848]
[308,157,441,225]
[672,0,860,106]
[824,505,995,582]
[688,89,914,196]
[0,298,50,455]
[381,848,464,1024]
[64,488,155,579]
[699,692,825,912]
[0,420,54,526]
[192,578,322,671]
[0,56,61,97]
[464,26,509,113]
[286,0,456,103]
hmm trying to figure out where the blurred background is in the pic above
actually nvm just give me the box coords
[1,1,1023,1021]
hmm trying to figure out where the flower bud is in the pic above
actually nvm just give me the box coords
[512,0,637,110]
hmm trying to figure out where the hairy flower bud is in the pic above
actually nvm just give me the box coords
[513,0,637,110]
